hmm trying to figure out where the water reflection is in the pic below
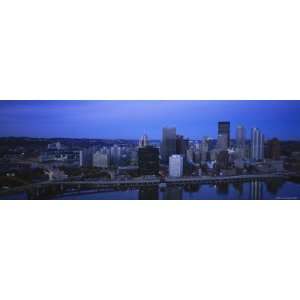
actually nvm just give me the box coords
[184,184,200,193]
[139,186,159,200]
[232,182,243,196]
[216,183,229,195]
[265,179,284,195]
[135,179,293,200]
[12,179,298,200]
[163,186,183,200]
[249,180,263,200]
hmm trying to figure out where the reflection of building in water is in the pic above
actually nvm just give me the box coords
[216,182,229,195]
[265,179,284,195]
[184,183,200,193]
[163,186,183,200]
[249,180,263,200]
[139,186,159,200]
[233,182,243,196]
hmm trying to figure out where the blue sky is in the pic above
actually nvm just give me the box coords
[0,100,299,140]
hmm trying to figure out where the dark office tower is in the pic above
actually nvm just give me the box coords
[138,146,159,176]
[176,135,187,156]
[218,121,230,148]
[267,138,281,160]
[161,127,176,163]
[216,150,229,169]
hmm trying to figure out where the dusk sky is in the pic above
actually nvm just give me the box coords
[1,100,300,140]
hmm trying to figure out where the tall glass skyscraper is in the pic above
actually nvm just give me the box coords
[251,128,264,161]
[218,121,230,148]
[138,146,159,176]
[236,125,247,159]
[236,125,246,148]
[161,127,176,163]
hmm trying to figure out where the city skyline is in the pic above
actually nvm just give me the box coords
[1,100,300,140]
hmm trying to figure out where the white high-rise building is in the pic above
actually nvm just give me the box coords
[251,128,264,161]
[169,155,183,177]
[93,151,110,168]
[110,144,121,165]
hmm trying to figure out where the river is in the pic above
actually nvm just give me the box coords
[1,179,300,200]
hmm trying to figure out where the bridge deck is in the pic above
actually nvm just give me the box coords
[0,173,289,196]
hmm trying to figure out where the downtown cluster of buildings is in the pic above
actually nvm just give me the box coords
[38,121,283,180]
[136,122,276,178]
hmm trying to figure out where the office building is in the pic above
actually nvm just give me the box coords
[236,125,246,148]
[139,134,148,148]
[48,142,62,150]
[201,137,209,162]
[176,135,187,157]
[235,125,246,159]
[194,149,201,163]
[251,128,264,161]
[267,138,281,160]
[209,149,218,161]
[186,148,194,163]
[218,121,230,148]
[80,146,95,167]
[169,155,183,177]
[40,149,81,166]
[93,151,110,168]
[138,146,159,176]
[110,144,121,166]
[216,150,229,169]
[161,127,176,163]
[217,134,228,150]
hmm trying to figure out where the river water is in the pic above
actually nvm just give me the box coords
[1,179,300,200]
[54,179,300,200]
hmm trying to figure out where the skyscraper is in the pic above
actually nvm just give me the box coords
[161,127,176,163]
[216,134,228,150]
[218,121,230,148]
[110,144,121,166]
[169,155,183,177]
[201,136,209,162]
[236,125,246,148]
[267,138,281,160]
[139,134,148,148]
[251,128,264,161]
[176,135,187,157]
[138,146,159,176]
[216,150,229,169]
[236,125,246,159]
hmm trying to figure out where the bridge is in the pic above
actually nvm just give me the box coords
[165,173,288,185]
[0,173,290,199]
